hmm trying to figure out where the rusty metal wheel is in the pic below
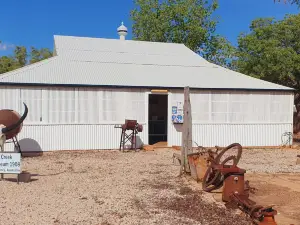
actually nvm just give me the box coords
[202,164,223,192]
[215,143,243,166]
[202,156,237,192]
[202,143,243,192]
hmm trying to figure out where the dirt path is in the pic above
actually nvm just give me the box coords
[0,149,251,225]
[247,173,300,225]
[210,172,300,225]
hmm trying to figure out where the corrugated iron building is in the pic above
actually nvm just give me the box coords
[0,24,294,152]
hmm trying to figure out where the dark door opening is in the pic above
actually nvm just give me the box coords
[148,94,168,145]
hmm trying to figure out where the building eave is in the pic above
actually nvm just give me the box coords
[0,82,294,93]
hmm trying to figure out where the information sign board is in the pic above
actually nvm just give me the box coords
[172,101,184,124]
[0,153,21,174]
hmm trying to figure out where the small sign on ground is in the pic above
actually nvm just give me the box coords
[0,153,21,174]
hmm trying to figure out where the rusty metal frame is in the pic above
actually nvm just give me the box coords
[200,142,278,224]
[115,120,143,152]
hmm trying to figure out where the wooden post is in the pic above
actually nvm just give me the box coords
[179,86,193,175]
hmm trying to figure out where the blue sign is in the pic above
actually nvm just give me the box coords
[176,115,183,123]
[172,106,177,114]
[172,101,184,124]
[172,115,176,121]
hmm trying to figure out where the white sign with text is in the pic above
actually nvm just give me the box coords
[0,153,21,174]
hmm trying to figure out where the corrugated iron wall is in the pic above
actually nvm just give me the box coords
[4,124,148,152]
[0,86,148,151]
[169,123,293,147]
[169,90,294,147]
[0,86,294,151]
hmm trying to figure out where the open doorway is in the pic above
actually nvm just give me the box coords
[148,94,168,145]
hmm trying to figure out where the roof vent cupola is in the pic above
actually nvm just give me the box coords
[117,22,128,40]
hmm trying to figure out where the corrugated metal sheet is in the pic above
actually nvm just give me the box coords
[0,56,293,90]
[0,86,148,152]
[171,90,294,123]
[0,86,294,152]
[57,50,210,67]
[0,35,292,91]
[169,123,293,147]
[4,124,148,152]
[3,122,292,152]
[53,35,198,57]
[0,86,147,124]
[168,90,294,147]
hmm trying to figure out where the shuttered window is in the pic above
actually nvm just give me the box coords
[181,91,293,124]
[47,88,76,123]
[20,88,42,123]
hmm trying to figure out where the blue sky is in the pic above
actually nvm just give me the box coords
[0,0,298,56]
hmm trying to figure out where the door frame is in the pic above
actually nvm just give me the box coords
[145,91,172,146]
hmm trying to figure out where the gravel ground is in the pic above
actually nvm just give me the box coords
[214,146,300,173]
[238,148,300,173]
[0,149,252,225]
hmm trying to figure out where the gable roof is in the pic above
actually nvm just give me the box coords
[53,35,211,66]
[0,35,294,91]
[54,35,209,58]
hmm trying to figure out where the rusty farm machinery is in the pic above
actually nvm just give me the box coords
[114,119,143,151]
[0,102,28,154]
[180,143,278,225]
[0,103,29,182]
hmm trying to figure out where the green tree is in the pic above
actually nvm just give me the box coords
[14,46,27,67]
[0,43,53,74]
[130,0,236,69]
[0,40,18,73]
[274,0,300,6]
[235,14,300,90]
[0,56,18,74]
[30,47,52,64]
[202,35,237,70]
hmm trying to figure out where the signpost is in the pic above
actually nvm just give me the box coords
[0,152,21,183]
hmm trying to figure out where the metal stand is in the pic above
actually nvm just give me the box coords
[5,136,22,156]
[121,126,137,151]
[114,119,143,152]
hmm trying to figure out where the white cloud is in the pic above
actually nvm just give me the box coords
[0,42,14,51]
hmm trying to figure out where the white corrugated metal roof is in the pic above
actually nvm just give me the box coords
[54,35,203,57]
[56,49,211,67]
[0,35,293,91]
